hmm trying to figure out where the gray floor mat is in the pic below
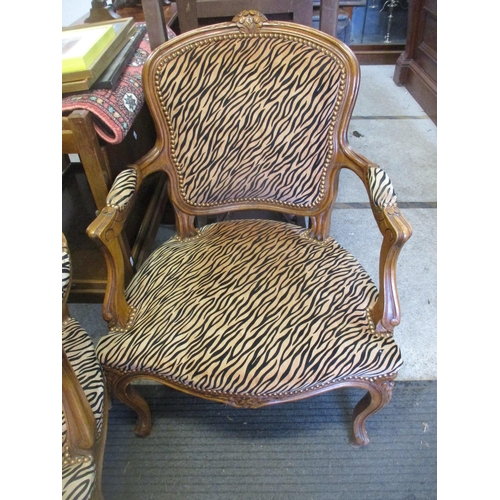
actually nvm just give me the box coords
[102,380,436,500]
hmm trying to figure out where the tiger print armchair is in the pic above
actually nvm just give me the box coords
[87,10,412,446]
[63,234,108,499]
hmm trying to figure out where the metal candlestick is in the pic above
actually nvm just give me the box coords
[380,0,401,43]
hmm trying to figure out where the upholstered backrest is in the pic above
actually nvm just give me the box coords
[143,11,359,213]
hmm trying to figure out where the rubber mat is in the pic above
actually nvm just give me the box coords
[101,380,436,500]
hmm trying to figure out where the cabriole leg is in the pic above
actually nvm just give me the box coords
[351,375,396,447]
[106,370,153,437]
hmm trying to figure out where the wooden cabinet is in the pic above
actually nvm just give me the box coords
[393,0,437,123]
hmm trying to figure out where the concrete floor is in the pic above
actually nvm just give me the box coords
[340,65,437,380]
[70,64,437,382]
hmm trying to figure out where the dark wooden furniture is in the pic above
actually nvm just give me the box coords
[62,234,108,500]
[88,11,412,447]
[62,107,171,303]
[73,1,178,48]
[318,0,340,35]
[172,0,406,64]
[115,1,178,49]
[173,0,346,35]
[175,0,315,32]
[63,2,179,304]
[393,0,436,123]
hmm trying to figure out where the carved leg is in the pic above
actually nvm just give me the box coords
[106,369,153,437]
[350,376,396,447]
[91,386,109,500]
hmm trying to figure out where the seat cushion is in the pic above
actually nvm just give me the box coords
[97,219,402,397]
[62,318,105,451]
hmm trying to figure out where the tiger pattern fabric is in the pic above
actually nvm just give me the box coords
[368,166,398,209]
[105,168,137,211]
[62,319,104,500]
[154,36,346,209]
[97,219,402,397]
[63,319,105,445]
[62,455,95,500]
[62,250,70,300]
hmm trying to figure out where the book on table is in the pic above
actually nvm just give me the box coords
[62,24,116,74]
[62,17,135,93]
[92,24,147,91]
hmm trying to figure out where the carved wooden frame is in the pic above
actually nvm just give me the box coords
[87,12,412,446]
[106,366,397,446]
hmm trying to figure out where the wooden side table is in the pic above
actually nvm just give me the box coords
[63,3,179,303]
[62,107,171,303]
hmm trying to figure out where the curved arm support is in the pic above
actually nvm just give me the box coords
[371,205,412,332]
[337,147,412,333]
[366,165,412,332]
[87,167,143,329]
[62,349,95,455]
[87,205,134,329]
[309,210,332,241]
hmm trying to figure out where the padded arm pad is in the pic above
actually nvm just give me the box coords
[367,166,397,209]
[105,168,138,212]
[62,249,71,301]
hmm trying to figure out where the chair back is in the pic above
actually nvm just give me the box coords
[142,11,360,219]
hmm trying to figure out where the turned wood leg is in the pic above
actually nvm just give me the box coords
[350,375,396,447]
[106,370,153,437]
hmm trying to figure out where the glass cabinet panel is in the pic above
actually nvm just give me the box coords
[313,0,409,46]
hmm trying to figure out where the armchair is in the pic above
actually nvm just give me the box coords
[88,11,412,446]
[62,235,108,499]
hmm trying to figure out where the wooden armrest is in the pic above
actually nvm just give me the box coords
[87,167,143,329]
[62,349,96,456]
[367,166,412,333]
[338,148,412,334]
[370,203,412,333]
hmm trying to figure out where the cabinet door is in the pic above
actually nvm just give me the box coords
[393,0,437,123]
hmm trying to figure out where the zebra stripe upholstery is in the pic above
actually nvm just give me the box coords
[63,319,105,440]
[62,319,105,500]
[153,35,346,209]
[368,166,398,209]
[62,455,96,500]
[97,219,402,397]
[62,250,70,300]
[62,237,106,500]
[105,168,138,211]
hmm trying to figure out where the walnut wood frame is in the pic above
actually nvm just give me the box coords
[88,12,411,446]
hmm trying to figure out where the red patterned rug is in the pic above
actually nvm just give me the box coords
[62,24,176,145]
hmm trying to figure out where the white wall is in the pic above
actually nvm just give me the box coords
[62,0,93,26]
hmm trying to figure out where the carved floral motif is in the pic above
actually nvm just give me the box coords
[232,10,268,34]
